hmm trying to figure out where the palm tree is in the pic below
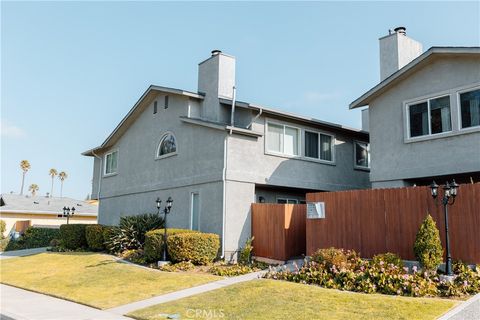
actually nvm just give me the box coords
[29,184,39,197]
[49,168,58,197]
[19,160,31,195]
[58,171,68,197]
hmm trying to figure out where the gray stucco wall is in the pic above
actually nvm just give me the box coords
[368,56,480,185]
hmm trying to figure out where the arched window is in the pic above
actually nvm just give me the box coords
[157,132,177,158]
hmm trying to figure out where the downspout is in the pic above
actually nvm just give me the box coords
[247,108,262,129]
[221,134,228,259]
[91,150,102,200]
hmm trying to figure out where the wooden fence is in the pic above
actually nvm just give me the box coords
[306,183,480,264]
[251,203,306,261]
[15,220,31,233]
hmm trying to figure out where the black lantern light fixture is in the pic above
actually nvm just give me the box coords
[430,179,459,276]
[155,196,173,262]
[60,206,75,224]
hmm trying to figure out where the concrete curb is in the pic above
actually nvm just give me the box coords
[437,293,480,320]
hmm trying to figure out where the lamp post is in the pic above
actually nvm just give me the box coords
[61,206,75,224]
[156,197,173,262]
[429,180,459,276]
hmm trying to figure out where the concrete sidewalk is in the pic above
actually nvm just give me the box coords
[438,293,480,320]
[106,270,266,315]
[0,284,131,320]
[0,247,48,259]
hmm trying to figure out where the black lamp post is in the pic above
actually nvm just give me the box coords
[156,197,173,262]
[61,206,75,224]
[429,180,459,276]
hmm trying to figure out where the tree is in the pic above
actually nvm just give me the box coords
[58,171,68,197]
[49,168,58,197]
[29,184,39,197]
[19,160,31,195]
[414,214,444,272]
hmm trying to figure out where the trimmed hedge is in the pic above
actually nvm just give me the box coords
[144,229,199,262]
[59,224,89,249]
[86,225,105,251]
[5,227,60,251]
[167,232,220,265]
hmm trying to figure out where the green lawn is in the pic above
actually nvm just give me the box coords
[128,279,458,320]
[0,252,219,309]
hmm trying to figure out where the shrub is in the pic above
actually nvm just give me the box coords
[414,214,443,272]
[121,249,146,265]
[160,261,195,272]
[6,227,60,251]
[102,226,119,253]
[167,232,220,265]
[0,219,6,238]
[85,225,105,251]
[144,229,199,262]
[239,236,254,265]
[311,247,360,271]
[59,224,88,250]
[372,252,403,268]
[209,263,259,277]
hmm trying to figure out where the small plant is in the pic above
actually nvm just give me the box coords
[414,214,443,272]
[312,247,360,271]
[372,252,403,268]
[209,263,260,277]
[239,236,254,265]
[0,219,6,239]
[121,249,146,265]
[160,261,195,272]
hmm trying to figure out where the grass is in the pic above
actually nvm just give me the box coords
[128,279,458,320]
[0,252,219,309]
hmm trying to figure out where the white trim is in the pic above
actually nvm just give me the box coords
[303,129,336,164]
[155,131,178,160]
[353,140,370,170]
[276,197,299,204]
[190,191,200,231]
[457,85,480,131]
[103,149,119,177]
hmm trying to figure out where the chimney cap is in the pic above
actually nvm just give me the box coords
[211,49,222,56]
[394,27,406,35]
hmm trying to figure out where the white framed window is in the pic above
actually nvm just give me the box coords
[156,132,177,159]
[304,130,334,162]
[104,150,118,175]
[277,198,298,204]
[354,141,370,169]
[459,88,480,129]
[266,121,300,156]
[407,95,452,138]
[190,192,200,231]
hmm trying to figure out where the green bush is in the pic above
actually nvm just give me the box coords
[312,247,360,271]
[372,252,403,268]
[160,261,195,272]
[6,227,60,251]
[144,229,199,262]
[239,236,254,265]
[167,232,220,265]
[120,249,146,265]
[0,219,6,238]
[102,226,119,253]
[209,263,260,277]
[85,225,105,251]
[59,224,88,250]
[414,214,443,272]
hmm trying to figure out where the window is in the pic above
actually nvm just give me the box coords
[164,96,169,109]
[266,122,299,156]
[104,151,118,175]
[354,142,370,169]
[408,95,451,138]
[157,133,177,157]
[191,193,200,231]
[305,131,333,161]
[460,89,480,129]
[153,101,157,114]
[277,198,298,204]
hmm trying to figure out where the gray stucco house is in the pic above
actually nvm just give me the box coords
[83,50,370,259]
[350,27,480,188]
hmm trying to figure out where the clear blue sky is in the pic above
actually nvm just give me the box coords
[1,1,479,199]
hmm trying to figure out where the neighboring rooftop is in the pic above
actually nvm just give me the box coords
[0,194,98,216]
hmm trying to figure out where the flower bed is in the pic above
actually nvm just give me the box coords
[264,248,480,297]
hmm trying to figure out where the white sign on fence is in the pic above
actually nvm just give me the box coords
[307,202,325,219]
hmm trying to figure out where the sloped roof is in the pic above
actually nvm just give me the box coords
[0,194,98,216]
[350,47,480,109]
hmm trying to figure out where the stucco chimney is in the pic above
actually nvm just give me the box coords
[198,50,236,122]
[379,27,423,81]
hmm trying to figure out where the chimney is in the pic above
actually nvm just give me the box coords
[379,27,423,81]
[198,50,236,122]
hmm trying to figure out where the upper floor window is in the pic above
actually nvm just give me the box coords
[408,95,451,138]
[266,122,299,156]
[460,88,480,129]
[104,151,118,175]
[157,133,177,158]
[354,142,370,169]
[305,131,333,162]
